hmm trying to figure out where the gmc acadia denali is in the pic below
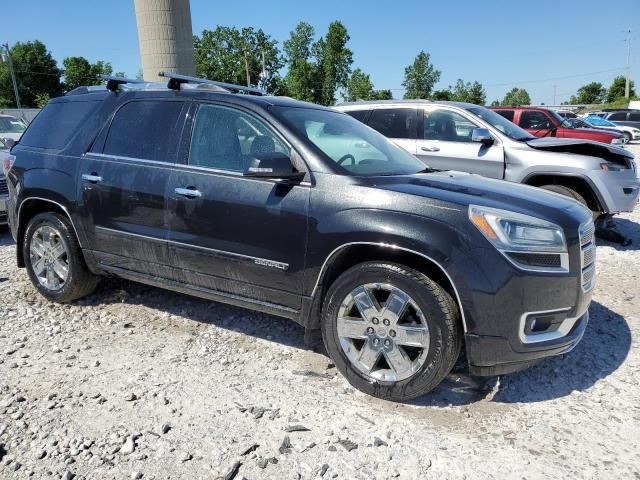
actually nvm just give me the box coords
[3,75,596,401]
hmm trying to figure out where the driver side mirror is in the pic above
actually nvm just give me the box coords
[243,152,304,180]
[471,128,494,145]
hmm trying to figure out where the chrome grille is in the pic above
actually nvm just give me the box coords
[0,176,7,196]
[579,221,596,292]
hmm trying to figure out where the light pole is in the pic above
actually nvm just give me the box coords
[625,29,631,100]
[1,43,21,110]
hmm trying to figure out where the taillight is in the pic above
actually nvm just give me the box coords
[2,153,15,176]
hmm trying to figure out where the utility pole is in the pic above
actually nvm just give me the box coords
[625,29,631,99]
[1,43,22,110]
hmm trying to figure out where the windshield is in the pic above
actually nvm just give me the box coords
[585,116,616,127]
[0,116,27,133]
[466,107,534,141]
[568,118,590,128]
[548,110,573,128]
[272,107,426,176]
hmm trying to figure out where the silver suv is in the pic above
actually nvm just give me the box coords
[335,101,639,220]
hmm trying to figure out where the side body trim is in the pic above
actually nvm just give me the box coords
[311,242,468,333]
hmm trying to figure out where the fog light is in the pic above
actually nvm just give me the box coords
[524,311,567,335]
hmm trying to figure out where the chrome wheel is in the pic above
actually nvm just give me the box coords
[337,283,430,382]
[29,225,69,291]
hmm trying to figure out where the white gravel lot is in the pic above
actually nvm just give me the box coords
[0,144,639,480]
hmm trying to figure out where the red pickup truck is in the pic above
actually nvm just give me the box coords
[490,107,625,145]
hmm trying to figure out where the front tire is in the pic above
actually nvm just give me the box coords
[623,132,631,143]
[23,212,99,303]
[539,184,599,221]
[321,262,461,401]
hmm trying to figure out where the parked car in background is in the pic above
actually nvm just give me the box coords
[582,115,640,143]
[0,114,27,142]
[556,110,578,119]
[490,106,624,145]
[335,101,639,221]
[0,138,10,225]
[4,75,599,401]
[590,110,640,129]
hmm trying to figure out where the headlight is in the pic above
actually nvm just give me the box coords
[611,138,624,145]
[469,205,567,253]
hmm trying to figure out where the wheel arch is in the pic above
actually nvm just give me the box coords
[307,242,467,333]
[523,173,604,212]
[16,197,81,268]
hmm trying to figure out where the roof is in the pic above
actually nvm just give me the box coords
[335,99,482,109]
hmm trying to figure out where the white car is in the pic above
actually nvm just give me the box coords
[0,114,27,142]
[583,115,640,143]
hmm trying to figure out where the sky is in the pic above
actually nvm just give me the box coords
[3,0,639,104]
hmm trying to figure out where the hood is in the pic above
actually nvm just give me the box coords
[570,127,622,138]
[526,137,633,167]
[369,170,591,227]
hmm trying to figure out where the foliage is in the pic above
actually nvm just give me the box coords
[194,26,285,93]
[0,41,62,107]
[501,87,531,106]
[569,82,605,104]
[283,21,353,105]
[490,99,500,107]
[344,68,391,101]
[402,51,440,99]
[370,89,393,100]
[606,75,636,103]
[62,56,112,91]
[34,93,50,108]
[431,89,452,101]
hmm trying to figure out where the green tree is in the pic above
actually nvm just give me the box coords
[34,93,50,108]
[490,99,500,107]
[63,57,113,91]
[113,71,127,78]
[501,87,531,106]
[572,82,605,104]
[283,22,317,102]
[370,89,393,100]
[606,75,636,103]
[431,89,452,101]
[448,79,486,104]
[315,21,353,105]
[0,40,62,107]
[402,51,440,99]
[345,68,373,101]
[194,26,285,93]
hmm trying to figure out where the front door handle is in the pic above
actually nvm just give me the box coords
[421,146,440,152]
[82,173,102,183]
[174,187,202,199]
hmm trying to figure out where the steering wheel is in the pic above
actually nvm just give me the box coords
[337,154,356,166]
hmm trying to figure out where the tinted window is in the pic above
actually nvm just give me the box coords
[103,101,185,161]
[189,104,289,172]
[628,112,640,121]
[519,111,553,130]
[0,116,26,133]
[424,109,479,142]
[272,107,425,176]
[345,110,369,122]
[20,101,100,150]
[608,112,627,121]
[494,110,515,122]
[367,108,417,139]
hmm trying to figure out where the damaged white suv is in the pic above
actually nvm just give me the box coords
[335,101,639,221]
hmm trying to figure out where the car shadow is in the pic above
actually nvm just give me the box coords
[0,226,15,246]
[76,276,631,407]
[597,217,640,251]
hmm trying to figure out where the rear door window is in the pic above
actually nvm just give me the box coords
[103,100,185,162]
[19,101,101,150]
[423,109,480,142]
[628,112,640,121]
[345,110,369,123]
[366,108,418,139]
[608,112,627,121]
[519,111,553,130]
[494,110,515,122]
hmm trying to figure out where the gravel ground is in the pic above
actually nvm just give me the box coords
[1,144,639,480]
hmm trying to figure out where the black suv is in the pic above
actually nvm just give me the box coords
[4,75,595,401]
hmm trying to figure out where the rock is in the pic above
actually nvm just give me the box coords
[161,423,171,434]
[120,437,135,455]
[36,449,46,460]
[11,461,22,471]
[338,439,358,452]
[284,425,311,433]
[373,437,388,447]
[180,452,192,462]
[257,458,268,469]
[223,461,241,480]
[124,393,137,401]
[239,443,259,456]
[320,464,329,476]
[61,471,74,480]
[279,436,292,454]
[131,472,143,480]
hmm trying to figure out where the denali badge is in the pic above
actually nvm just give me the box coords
[253,258,289,270]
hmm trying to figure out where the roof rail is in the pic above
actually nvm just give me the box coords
[158,71,265,96]
[101,75,145,92]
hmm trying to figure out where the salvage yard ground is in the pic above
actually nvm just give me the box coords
[1,144,639,480]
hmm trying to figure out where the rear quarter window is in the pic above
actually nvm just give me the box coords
[19,100,101,150]
[494,110,515,122]
[345,110,369,122]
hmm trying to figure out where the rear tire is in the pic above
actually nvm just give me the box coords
[321,262,461,402]
[623,132,631,143]
[23,212,99,303]
[539,184,599,221]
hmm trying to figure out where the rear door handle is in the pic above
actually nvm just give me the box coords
[421,146,440,152]
[174,187,202,199]
[82,173,102,183]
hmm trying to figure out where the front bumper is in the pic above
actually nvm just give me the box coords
[589,167,640,213]
[465,310,589,376]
